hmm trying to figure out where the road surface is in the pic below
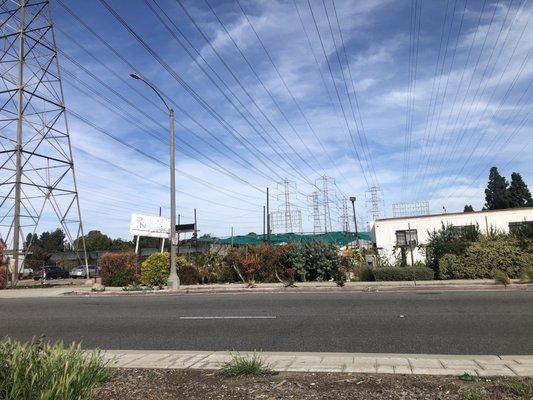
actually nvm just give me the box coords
[1,290,531,354]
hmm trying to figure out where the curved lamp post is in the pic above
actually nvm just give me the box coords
[130,73,179,289]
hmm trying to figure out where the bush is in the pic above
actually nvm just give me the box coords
[356,265,375,281]
[438,236,533,279]
[194,252,235,283]
[100,252,138,287]
[300,242,341,281]
[425,223,479,276]
[0,266,7,289]
[140,252,169,287]
[373,266,434,281]
[178,263,200,285]
[0,337,109,400]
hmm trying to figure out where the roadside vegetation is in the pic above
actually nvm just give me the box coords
[0,337,109,400]
[220,353,272,377]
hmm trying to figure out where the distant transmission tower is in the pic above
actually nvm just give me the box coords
[308,191,322,234]
[317,176,335,233]
[338,198,350,233]
[271,179,302,233]
[0,0,88,283]
[366,186,384,222]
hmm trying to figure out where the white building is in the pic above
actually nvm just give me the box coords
[371,208,533,264]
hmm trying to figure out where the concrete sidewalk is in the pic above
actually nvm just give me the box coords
[1,279,531,298]
[101,350,533,377]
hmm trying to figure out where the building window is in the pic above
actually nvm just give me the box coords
[509,221,533,237]
[395,229,418,246]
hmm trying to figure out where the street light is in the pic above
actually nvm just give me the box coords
[349,196,359,249]
[130,73,179,289]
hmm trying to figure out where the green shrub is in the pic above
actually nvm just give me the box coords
[0,337,109,400]
[521,266,533,283]
[140,252,170,287]
[100,252,138,287]
[425,223,479,276]
[357,266,375,281]
[300,242,341,281]
[493,270,511,286]
[438,236,533,279]
[373,266,434,281]
[220,353,272,376]
[194,252,235,283]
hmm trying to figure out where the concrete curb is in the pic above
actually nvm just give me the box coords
[69,283,533,297]
[100,350,533,377]
[1,281,531,299]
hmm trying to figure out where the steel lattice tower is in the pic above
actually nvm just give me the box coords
[271,179,302,233]
[317,176,334,233]
[339,197,349,233]
[366,186,384,222]
[0,0,87,283]
[308,191,322,234]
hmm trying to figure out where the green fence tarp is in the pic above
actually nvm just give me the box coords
[199,231,371,246]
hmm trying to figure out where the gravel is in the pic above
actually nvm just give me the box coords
[93,368,532,400]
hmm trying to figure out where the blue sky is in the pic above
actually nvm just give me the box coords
[47,0,532,239]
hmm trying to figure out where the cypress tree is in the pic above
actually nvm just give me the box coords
[508,172,532,207]
[484,167,510,210]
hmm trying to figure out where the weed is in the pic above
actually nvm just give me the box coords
[506,381,533,398]
[0,336,110,400]
[220,352,272,377]
[459,372,477,382]
[494,270,511,286]
[464,389,487,400]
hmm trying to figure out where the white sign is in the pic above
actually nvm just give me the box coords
[129,213,170,239]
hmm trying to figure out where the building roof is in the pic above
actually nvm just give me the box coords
[375,207,533,222]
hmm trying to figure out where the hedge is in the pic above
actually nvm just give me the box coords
[438,237,533,279]
[373,266,434,281]
[100,252,138,287]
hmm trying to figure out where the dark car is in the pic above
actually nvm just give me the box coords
[69,265,99,279]
[33,266,69,280]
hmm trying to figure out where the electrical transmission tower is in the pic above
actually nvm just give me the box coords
[308,191,322,234]
[0,0,88,283]
[271,179,302,233]
[338,198,350,233]
[317,176,335,233]
[366,186,384,222]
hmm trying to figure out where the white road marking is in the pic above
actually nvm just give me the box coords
[179,316,276,320]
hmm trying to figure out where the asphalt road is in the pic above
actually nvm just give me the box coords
[1,290,532,354]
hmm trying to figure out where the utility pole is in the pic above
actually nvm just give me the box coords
[194,208,198,253]
[349,197,359,249]
[130,73,178,289]
[266,187,270,243]
[263,205,266,242]
[177,214,180,256]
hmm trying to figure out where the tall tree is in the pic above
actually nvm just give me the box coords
[508,172,533,207]
[484,167,510,210]
[463,205,474,212]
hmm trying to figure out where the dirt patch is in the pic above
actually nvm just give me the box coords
[93,368,532,400]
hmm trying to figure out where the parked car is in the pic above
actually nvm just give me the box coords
[33,266,69,280]
[69,265,99,279]
[18,267,34,280]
